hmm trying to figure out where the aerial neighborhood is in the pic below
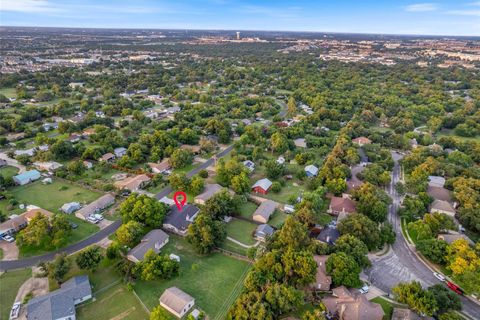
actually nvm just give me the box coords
[0,24,479,320]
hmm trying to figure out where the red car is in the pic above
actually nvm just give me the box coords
[447,281,464,295]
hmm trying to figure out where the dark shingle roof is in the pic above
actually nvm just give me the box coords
[164,204,199,232]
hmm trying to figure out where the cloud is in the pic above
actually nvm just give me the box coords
[0,0,63,13]
[446,9,480,16]
[405,3,438,12]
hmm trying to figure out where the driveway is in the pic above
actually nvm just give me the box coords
[0,240,19,260]
[0,152,26,173]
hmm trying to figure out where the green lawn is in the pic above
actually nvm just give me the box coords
[226,219,257,245]
[371,296,404,320]
[253,180,304,204]
[0,166,19,179]
[269,210,288,228]
[236,201,258,219]
[0,87,16,99]
[219,240,248,256]
[0,268,32,320]
[173,163,197,175]
[134,236,252,320]
[7,179,102,257]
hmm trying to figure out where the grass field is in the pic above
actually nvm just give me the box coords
[236,201,258,219]
[134,236,251,320]
[253,180,304,204]
[219,240,248,256]
[0,165,19,179]
[0,87,16,99]
[371,296,404,320]
[7,179,102,257]
[269,210,288,228]
[0,268,32,320]
[226,219,257,245]
[437,129,480,143]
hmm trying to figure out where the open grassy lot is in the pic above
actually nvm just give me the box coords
[269,210,288,228]
[219,240,248,256]
[252,180,304,204]
[134,236,251,320]
[236,200,258,219]
[0,87,16,98]
[0,165,19,179]
[10,179,101,213]
[0,268,32,320]
[226,219,257,245]
[77,283,149,320]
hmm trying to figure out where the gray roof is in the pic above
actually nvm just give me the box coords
[128,229,169,261]
[164,204,199,232]
[76,194,115,218]
[317,227,340,245]
[27,276,91,320]
[194,184,222,202]
[255,224,274,239]
[160,287,194,315]
[253,200,276,221]
[252,178,272,191]
[428,176,445,187]
[430,199,455,214]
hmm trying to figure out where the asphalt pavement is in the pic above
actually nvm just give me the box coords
[365,151,480,319]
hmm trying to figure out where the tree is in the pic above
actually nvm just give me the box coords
[264,283,303,316]
[439,311,464,320]
[150,305,170,320]
[227,291,273,320]
[275,216,311,251]
[302,309,327,320]
[334,234,370,268]
[169,149,193,169]
[287,96,297,118]
[135,249,179,281]
[352,183,390,223]
[380,223,396,245]
[265,160,284,179]
[16,212,51,247]
[76,246,103,271]
[49,253,71,284]
[202,190,237,219]
[189,175,205,196]
[119,194,168,227]
[168,172,190,191]
[187,214,226,254]
[337,214,382,250]
[428,284,461,315]
[270,132,289,154]
[392,281,438,316]
[417,239,448,264]
[231,172,251,194]
[408,220,433,241]
[116,221,144,247]
[326,252,361,287]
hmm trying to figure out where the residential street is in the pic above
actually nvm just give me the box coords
[365,151,480,319]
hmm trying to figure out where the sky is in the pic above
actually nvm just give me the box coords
[0,0,479,36]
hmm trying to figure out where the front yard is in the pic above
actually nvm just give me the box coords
[134,235,252,320]
[0,268,32,320]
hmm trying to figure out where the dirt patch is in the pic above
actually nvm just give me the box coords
[99,288,124,304]
[14,274,48,320]
[109,307,136,320]
[0,241,19,260]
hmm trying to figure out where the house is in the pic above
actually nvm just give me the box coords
[328,196,357,216]
[61,202,81,214]
[243,160,255,172]
[159,196,175,206]
[114,174,151,192]
[254,224,274,241]
[159,287,195,318]
[99,152,116,163]
[437,232,474,245]
[194,183,223,205]
[14,148,36,157]
[13,170,41,186]
[322,286,384,320]
[352,137,372,146]
[114,147,127,158]
[69,82,85,89]
[0,208,53,237]
[33,161,63,172]
[42,122,58,131]
[428,176,446,188]
[392,308,421,320]
[67,134,82,143]
[305,165,319,177]
[276,156,286,165]
[284,204,295,213]
[83,160,93,169]
[149,159,171,174]
[429,199,455,217]
[26,276,92,320]
[317,227,340,246]
[163,204,200,236]
[252,200,276,223]
[127,229,169,263]
[427,185,452,202]
[312,255,332,291]
[294,138,307,148]
[252,178,272,194]
[75,194,115,220]
[42,177,52,185]
[37,144,49,152]
[82,128,96,137]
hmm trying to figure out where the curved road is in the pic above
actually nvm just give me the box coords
[365,151,480,319]
[1,145,234,271]
[0,220,122,271]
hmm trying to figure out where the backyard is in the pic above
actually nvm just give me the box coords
[134,236,252,320]
[0,165,19,180]
[0,268,32,320]
[226,219,257,245]
[236,200,258,219]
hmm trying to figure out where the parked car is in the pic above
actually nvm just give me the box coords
[433,272,445,282]
[93,214,103,221]
[3,235,15,243]
[359,284,369,294]
[86,215,99,224]
[10,302,21,320]
[446,281,464,295]
[284,204,295,214]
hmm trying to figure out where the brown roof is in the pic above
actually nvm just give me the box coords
[427,186,452,203]
[323,286,384,320]
[114,174,151,191]
[329,197,357,214]
[313,255,332,290]
[0,208,53,232]
[148,159,171,172]
[180,144,201,153]
[430,199,455,214]
[99,152,115,161]
[352,137,372,145]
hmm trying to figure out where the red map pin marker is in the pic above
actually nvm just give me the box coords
[173,191,187,211]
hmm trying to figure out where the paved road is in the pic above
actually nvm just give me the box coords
[365,151,480,319]
[154,145,234,200]
[0,220,122,271]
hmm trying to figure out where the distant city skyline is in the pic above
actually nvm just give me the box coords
[1,0,479,36]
